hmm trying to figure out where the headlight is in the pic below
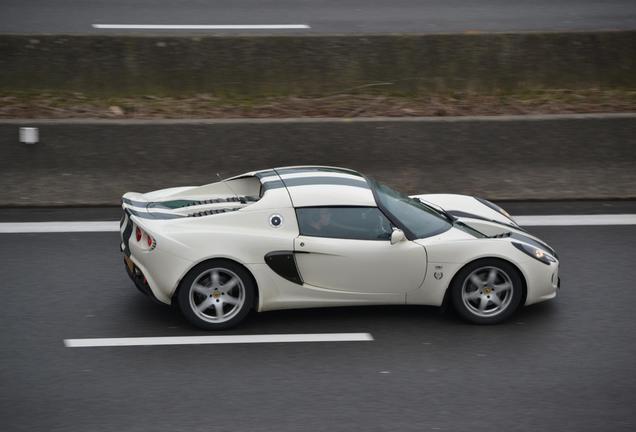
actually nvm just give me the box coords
[512,242,556,265]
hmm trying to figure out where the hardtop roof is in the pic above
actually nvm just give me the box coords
[252,166,377,208]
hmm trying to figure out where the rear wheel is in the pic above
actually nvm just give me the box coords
[451,259,523,324]
[177,260,255,330]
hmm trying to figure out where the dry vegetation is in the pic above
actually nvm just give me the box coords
[2,89,635,119]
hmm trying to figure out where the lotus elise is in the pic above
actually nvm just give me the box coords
[120,166,559,329]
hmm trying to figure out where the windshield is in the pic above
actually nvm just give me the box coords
[368,179,452,239]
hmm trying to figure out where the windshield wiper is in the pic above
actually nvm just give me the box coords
[438,208,457,224]
[415,198,456,223]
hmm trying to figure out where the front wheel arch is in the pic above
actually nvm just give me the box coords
[442,257,527,314]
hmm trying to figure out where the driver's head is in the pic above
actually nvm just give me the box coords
[309,208,331,229]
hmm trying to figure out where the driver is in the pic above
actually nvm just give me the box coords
[307,208,332,232]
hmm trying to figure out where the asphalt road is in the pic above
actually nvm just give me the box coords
[1,0,635,33]
[1,202,635,431]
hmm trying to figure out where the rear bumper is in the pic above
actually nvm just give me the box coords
[123,255,164,304]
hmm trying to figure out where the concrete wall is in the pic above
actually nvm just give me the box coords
[1,32,635,97]
[1,115,635,206]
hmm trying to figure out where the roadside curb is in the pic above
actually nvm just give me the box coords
[2,112,636,125]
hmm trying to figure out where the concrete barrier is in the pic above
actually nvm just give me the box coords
[1,32,635,97]
[1,114,635,206]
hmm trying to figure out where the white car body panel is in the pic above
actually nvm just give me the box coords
[289,184,376,207]
[248,263,407,312]
[120,166,559,315]
[414,193,513,226]
[410,231,558,306]
[294,235,427,294]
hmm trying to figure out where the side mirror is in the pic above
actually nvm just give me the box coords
[390,229,406,245]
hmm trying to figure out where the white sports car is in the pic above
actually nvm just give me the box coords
[120,166,559,329]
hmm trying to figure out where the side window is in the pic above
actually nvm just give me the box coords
[296,207,393,241]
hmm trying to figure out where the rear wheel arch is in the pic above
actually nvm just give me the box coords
[173,257,260,311]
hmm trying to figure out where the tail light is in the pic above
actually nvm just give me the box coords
[133,225,156,251]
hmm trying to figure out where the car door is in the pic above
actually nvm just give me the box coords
[293,206,427,294]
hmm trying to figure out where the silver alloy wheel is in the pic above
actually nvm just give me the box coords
[461,266,514,318]
[188,267,246,323]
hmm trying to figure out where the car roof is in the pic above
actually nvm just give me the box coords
[250,166,377,207]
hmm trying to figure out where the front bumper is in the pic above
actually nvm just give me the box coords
[524,259,560,305]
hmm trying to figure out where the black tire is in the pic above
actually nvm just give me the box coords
[177,259,256,330]
[450,258,523,324]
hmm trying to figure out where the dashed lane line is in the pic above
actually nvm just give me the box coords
[64,333,374,347]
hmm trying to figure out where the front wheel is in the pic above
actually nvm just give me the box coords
[450,259,523,324]
[177,260,255,330]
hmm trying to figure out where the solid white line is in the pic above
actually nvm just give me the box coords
[64,333,374,347]
[513,214,636,226]
[93,24,310,30]
[2,214,636,233]
[0,221,119,233]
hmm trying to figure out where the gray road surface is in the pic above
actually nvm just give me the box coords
[1,0,635,34]
[0,203,635,431]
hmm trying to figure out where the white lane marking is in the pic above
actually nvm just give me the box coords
[0,221,119,233]
[2,214,636,233]
[92,24,310,30]
[64,333,373,347]
[513,214,636,226]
